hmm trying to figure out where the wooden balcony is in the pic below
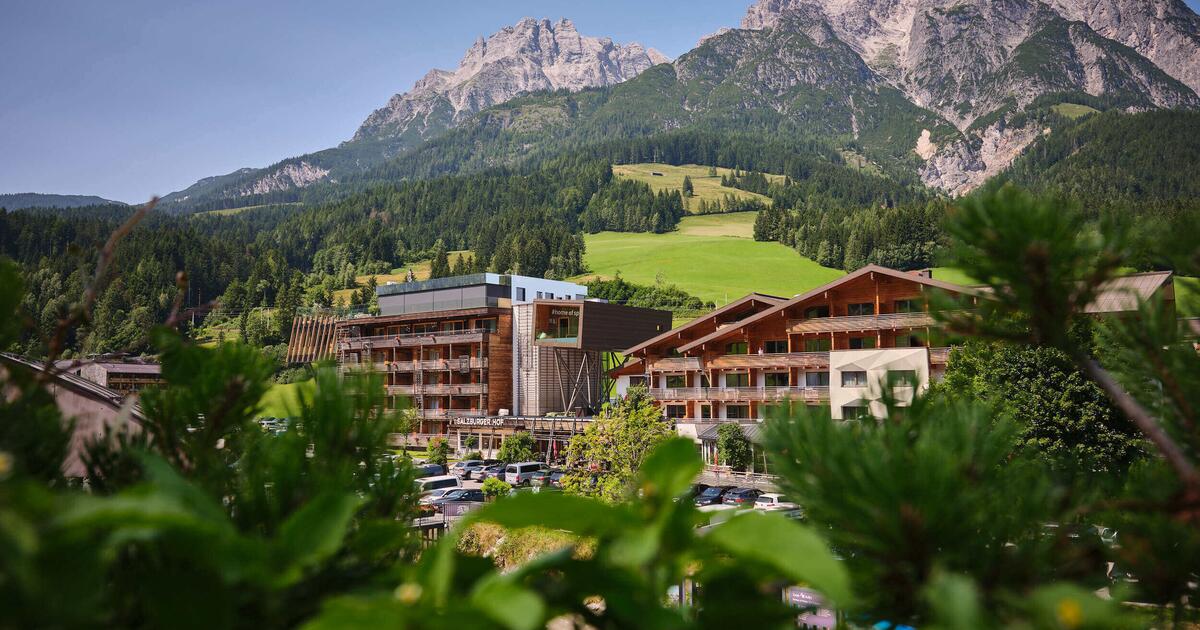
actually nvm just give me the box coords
[343,357,490,372]
[418,409,488,419]
[340,330,487,351]
[649,386,829,403]
[386,383,488,396]
[930,347,951,365]
[707,352,829,370]
[787,311,938,334]
[649,357,703,372]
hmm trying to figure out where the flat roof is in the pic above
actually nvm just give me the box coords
[377,273,508,297]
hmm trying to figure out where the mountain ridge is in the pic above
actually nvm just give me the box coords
[0,193,128,211]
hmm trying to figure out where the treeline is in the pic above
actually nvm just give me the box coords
[579,180,685,233]
[585,275,715,314]
[755,201,950,271]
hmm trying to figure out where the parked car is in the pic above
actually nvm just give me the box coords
[547,470,567,489]
[475,463,506,481]
[415,475,461,497]
[683,483,711,501]
[411,463,446,479]
[693,485,736,507]
[450,460,485,479]
[531,468,559,487]
[753,493,798,512]
[505,461,549,486]
[422,488,486,514]
[722,487,762,507]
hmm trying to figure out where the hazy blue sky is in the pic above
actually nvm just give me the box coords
[3,0,1199,202]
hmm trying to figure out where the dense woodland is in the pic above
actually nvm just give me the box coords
[2,109,1197,357]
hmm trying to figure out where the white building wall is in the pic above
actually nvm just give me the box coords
[829,348,930,420]
[507,275,587,304]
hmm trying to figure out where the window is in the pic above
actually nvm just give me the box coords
[700,373,711,388]
[841,405,870,420]
[841,371,868,387]
[847,303,875,316]
[889,370,919,387]
[805,371,830,387]
[849,336,877,349]
[700,404,712,420]
[516,287,526,301]
[765,372,790,387]
[666,375,687,389]
[727,405,750,420]
[894,334,925,348]
[894,299,919,313]
[629,375,648,388]
[536,291,544,299]
[726,342,749,355]
[665,405,687,419]
[803,338,832,352]
[764,340,788,354]
[804,305,830,319]
[474,318,498,332]
[725,373,750,388]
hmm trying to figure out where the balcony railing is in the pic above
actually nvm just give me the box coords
[343,357,489,373]
[386,383,488,396]
[340,329,488,350]
[649,386,829,402]
[706,351,830,370]
[930,347,951,364]
[787,311,939,334]
[417,409,489,419]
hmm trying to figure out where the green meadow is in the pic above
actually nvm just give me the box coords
[576,212,844,305]
[612,163,783,213]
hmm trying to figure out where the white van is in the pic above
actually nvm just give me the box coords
[415,475,461,496]
[505,461,547,486]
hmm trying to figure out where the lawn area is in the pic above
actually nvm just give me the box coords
[332,251,473,304]
[1178,276,1199,317]
[613,163,783,214]
[1051,103,1100,120]
[576,212,844,305]
[198,202,302,216]
[929,267,981,287]
[259,380,314,418]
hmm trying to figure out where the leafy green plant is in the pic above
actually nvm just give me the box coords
[496,431,534,464]
[562,388,673,502]
[715,422,752,471]
[425,437,450,466]
[481,477,512,499]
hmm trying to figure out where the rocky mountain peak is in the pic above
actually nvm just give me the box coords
[354,17,668,142]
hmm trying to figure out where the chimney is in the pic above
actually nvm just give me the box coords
[913,268,934,279]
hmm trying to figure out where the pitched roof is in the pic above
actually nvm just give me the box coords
[678,265,979,353]
[1086,271,1174,314]
[697,422,763,444]
[622,293,786,355]
[0,353,145,421]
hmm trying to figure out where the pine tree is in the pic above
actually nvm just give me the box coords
[450,254,468,276]
[429,240,450,279]
[682,176,695,197]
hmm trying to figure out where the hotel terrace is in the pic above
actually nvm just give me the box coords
[610,265,1176,430]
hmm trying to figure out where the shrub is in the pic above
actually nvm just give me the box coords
[481,477,512,499]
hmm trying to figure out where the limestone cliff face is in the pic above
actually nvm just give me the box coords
[354,18,668,142]
[742,0,1200,193]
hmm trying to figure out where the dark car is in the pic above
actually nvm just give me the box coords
[683,483,711,501]
[531,469,557,487]
[475,463,506,481]
[693,485,736,507]
[722,488,763,507]
[423,488,486,514]
[411,463,446,479]
[547,470,567,488]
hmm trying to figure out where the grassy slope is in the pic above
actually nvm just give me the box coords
[612,163,783,214]
[1051,103,1100,120]
[260,380,315,418]
[575,212,844,305]
[332,251,472,303]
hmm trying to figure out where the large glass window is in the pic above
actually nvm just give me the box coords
[765,372,790,387]
[894,299,919,314]
[847,303,876,316]
[803,338,832,352]
[849,336,877,350]
[842,405,870,420]
[889,370,919,387]
[804,305,831,319]
[726,405,751,420]
[805,371,830,387]
[700,404,712,419]
[665,405,687,419]
[666,375,687,389]
[726,342,749,355]
[841,371,868,387]
[629,375,648,388]
[764,340,788,354]
[725,373,750,388]
[474,318,498,332]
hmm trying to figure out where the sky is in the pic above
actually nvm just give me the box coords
[3,0,1199,203]
[0,0,747,203]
